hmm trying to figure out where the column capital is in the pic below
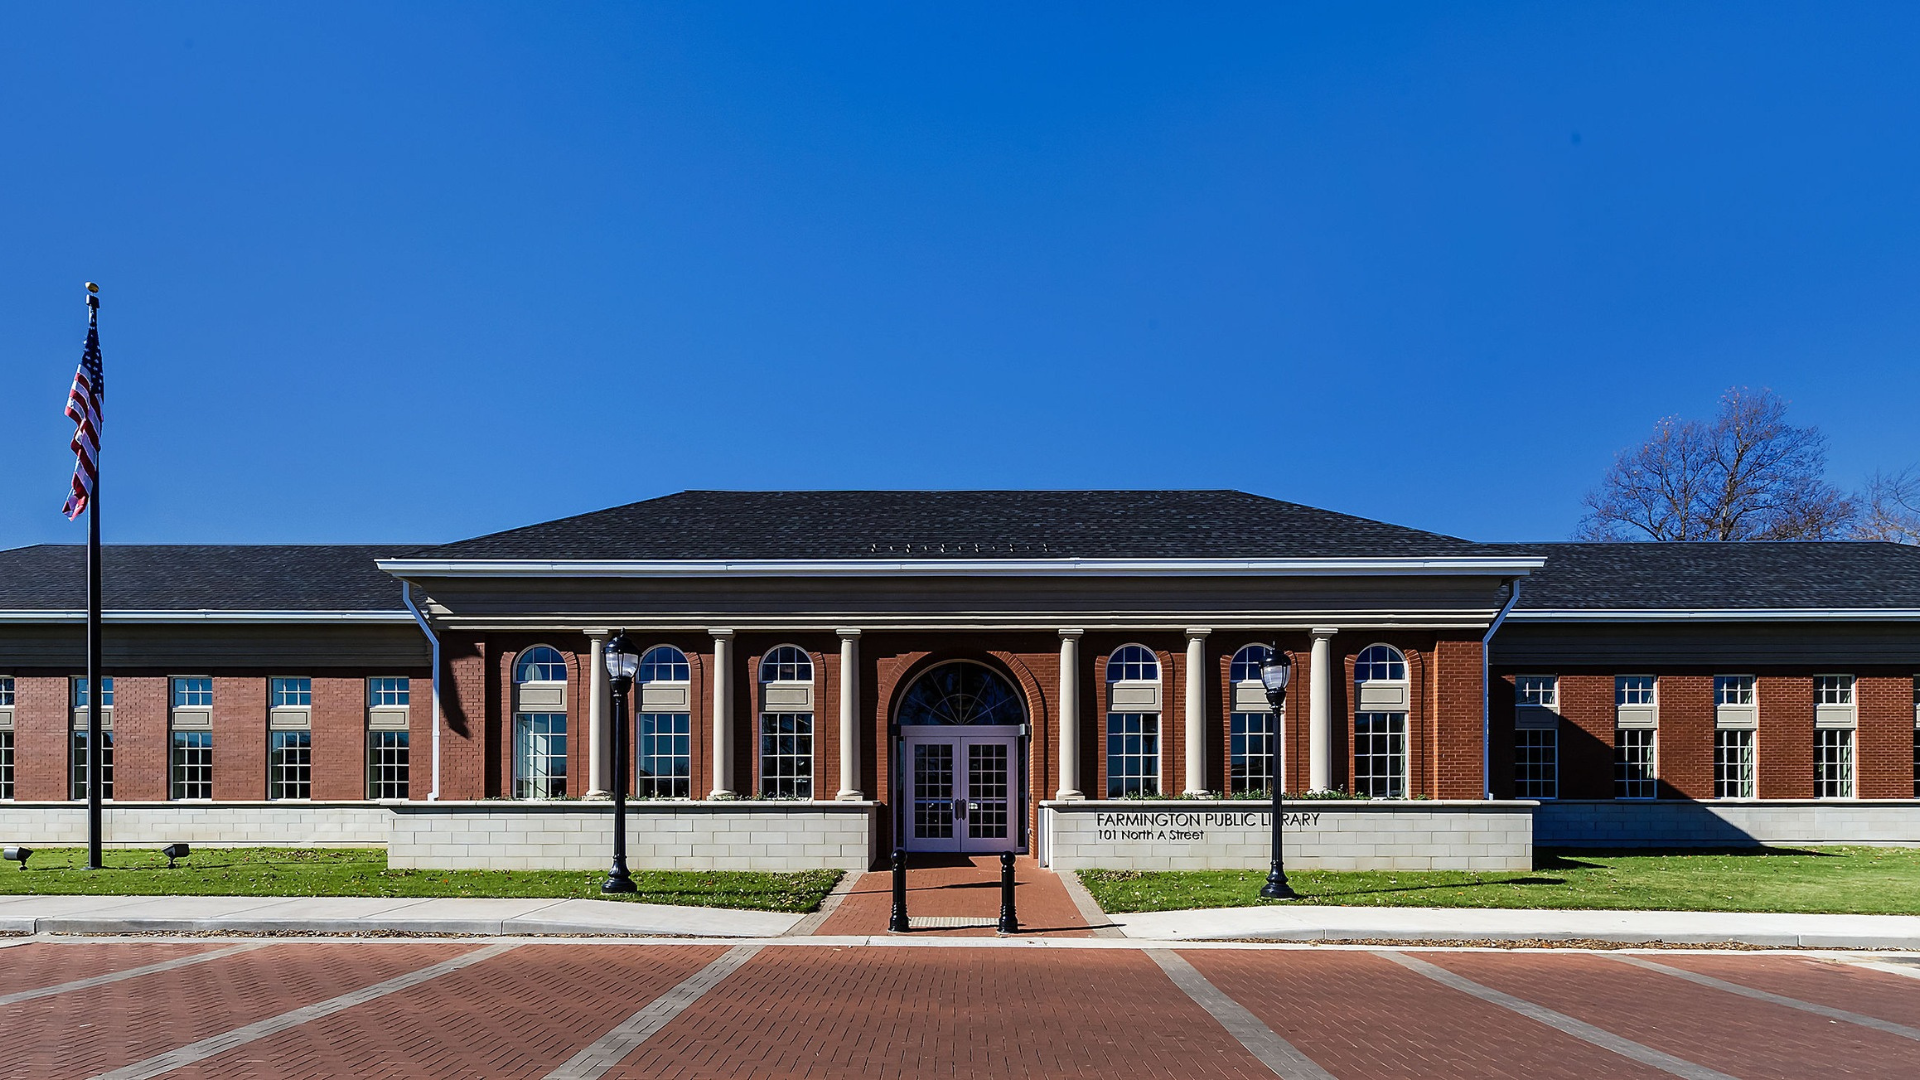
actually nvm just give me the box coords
[1184,627,1212,640]
[709,628,735,640]
[1058,628,1084,640]
[1310,627,1340,639]
[836,628,862,639]
[584,628,611,640]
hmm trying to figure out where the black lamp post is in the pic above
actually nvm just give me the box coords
[1258,647,1297,900]
[602,630,638,894]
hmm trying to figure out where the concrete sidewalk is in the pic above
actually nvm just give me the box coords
[1108,903,1920,949]
[0,893,802,937]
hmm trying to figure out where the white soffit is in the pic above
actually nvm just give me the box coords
[1511,608,1920,622]
[375,556,1546,579]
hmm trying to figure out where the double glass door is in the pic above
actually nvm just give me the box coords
[902,731,1020,853]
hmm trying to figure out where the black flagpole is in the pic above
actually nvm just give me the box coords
[85,285,103,871]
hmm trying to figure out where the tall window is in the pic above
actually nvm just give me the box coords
[514,715,567,799]
[1616,676,1656,705]
[269,731,311,799]
[1230,645,1276,793]
[513,647,568,799]
[1816,729,1855,798]
[172,732,213,799]
[1715,729,1755,799]
[70,677,113,801]
[368,731,410,800]
[1107,714,1159,797]
[637,646,692,798]
[1,677,15,800]
[758,646,813,798]
[1615,729,1656,798]
[1354,713,1406,797]
[1514,729,1557,799]
[1107,645,1162,796]
[272,677,312,707]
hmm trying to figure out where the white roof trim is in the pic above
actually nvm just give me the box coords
[0,610,414,624]
[1512,608,1920,623]
[377,556,1545,579]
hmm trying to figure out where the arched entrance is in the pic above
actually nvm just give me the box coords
[894,661,1027,853]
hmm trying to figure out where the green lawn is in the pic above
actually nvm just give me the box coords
[0,847,841,913]
[1080,847,1920,915]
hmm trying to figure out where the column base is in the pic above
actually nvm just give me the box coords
[583,789,612,800]
[835,790,865,801]
[1181,788,1210,797]
[708,789,738,800]
[1054,788,1085,801]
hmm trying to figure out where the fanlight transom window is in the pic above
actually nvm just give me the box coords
[1107,645,1160,682]
[1354,644,1407,683]
[897,662,1025,726]
[515,646,567,684]
[1230,644,1273,683]
[759,646,813,683]
[639,646,691,684]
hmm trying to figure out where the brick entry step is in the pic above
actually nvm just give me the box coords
[816,855,1093,937]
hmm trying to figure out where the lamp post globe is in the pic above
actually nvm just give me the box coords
[1258,647,1297,901]
[602,630,640,894]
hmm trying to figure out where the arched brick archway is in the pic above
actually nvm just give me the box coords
[887,656,1035,854]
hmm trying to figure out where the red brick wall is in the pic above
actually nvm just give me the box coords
[1857,675,1912,800]
[1657,675,1714,801]
[110,676,167,802]
[310,677,364,801]
[15,677,70,801]
[1556,675,1617,800]
[1432,637,1486,800]
[1757,676,1815,799]
[213,677,266,800]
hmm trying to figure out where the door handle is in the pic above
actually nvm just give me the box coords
[952,797,966,820]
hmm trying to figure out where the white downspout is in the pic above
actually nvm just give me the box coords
[1481,578,1521,801]
[402,581,442,801]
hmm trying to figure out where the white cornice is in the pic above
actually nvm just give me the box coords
[377,556,1545,579]
[0,610,414,624]
[1511,608,1920,623]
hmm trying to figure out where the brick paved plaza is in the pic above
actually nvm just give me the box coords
[9,934,1920,1079]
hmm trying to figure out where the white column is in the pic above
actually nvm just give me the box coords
[836,629,862,800]
[1183,628,1210,796]
[1057,630,1084,799]
[1309,628,1337,792]
[709,629,736,798]
[585,629,611,798]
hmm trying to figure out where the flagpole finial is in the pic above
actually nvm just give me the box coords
[85,282,98,294]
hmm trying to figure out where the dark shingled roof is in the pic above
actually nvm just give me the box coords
[1504,542,1920,611]
[396,490,1487,561]
[0,545,405,612]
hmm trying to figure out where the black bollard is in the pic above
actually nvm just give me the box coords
[889,847,910,932]
[997,850,1018,934]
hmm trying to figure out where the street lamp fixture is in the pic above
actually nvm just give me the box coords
[1258,647,1297,900]
[602,630,640,894]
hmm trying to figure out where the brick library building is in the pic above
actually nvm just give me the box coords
[1,490,1916,873]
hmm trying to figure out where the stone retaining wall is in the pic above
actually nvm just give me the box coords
[387,801,879,871]
[0,803,391,847]
[1040,800,1535,871]
[1536,800,1920,847]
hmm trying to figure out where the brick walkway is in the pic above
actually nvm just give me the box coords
[816,854,1091,936]
[10,939,1920,1078]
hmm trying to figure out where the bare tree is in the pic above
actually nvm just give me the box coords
[1576,387,1856,541]
[1855,467,1920,544]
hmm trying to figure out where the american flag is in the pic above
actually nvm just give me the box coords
[62,293,103,520]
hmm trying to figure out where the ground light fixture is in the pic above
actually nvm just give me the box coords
[602,630,639,894]
[161,843,190,869]
[2,847,29,870]
[1258,647,1297,900]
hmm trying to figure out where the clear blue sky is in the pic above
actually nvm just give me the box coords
[4,3,1918,549]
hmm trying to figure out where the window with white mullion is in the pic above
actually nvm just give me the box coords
[1614,729,1656,799]
[1713,729,1755,799]
[1106,713,1160,797]
[759,713,813,799]
[513,714,568,799]
[1514,728,1557,799]
[269,731,311,800]
[368,730,410,800]
[1815,729,1854,798]
[637,712,692,798]
[1229,711,1276,794]
[1354,712,1406,798]
[172,731,213,800]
